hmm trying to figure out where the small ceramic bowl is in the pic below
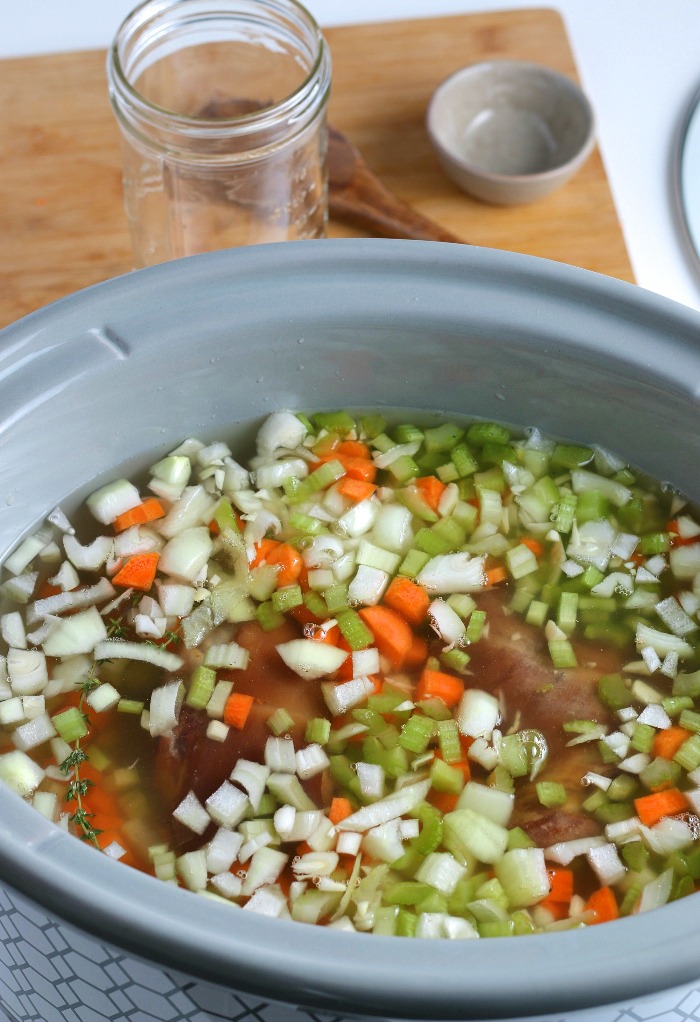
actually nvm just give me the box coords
[426,59,596,205]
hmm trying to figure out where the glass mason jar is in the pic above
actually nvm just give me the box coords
[107,0,331,267]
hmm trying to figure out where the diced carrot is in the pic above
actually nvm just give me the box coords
[112,497,165,532]
[337,477,377,503]
[328,796,354,825]
[358,605,414,669]
[111,552,159,591]
[521,536,544,558]
[415,668,464,708]
[249,537,281,569]
[307,623,341,646]
[584,885,620,924]
[653,725,692,763]
[383,575,431,627]
[223,692,255,729]
[314,453,377,484]
[634,787,689,826]
[337,439,371,460]
[430,791,459,814]
[403,633,429,670]
[486,564,508,586]
[340,456,377,484]
[546,867,574,904]
[251,539,303,588]
[415,475,447,513]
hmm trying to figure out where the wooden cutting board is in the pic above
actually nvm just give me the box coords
[0,8,633,330]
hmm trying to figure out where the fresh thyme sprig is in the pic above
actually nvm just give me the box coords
[59,674,102,847]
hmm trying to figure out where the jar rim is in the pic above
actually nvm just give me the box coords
[107,0,331,138]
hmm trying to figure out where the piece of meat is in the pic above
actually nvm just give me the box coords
[467,590,622,758]
[155,619,329,848]
[521,809,601,848]
[463,590,623,837]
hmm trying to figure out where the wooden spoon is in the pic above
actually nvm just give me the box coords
[328,124,464,244]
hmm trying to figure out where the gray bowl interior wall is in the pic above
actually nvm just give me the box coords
[0,239,700,1019]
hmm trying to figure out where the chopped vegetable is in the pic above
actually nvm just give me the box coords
[4,407,700,938]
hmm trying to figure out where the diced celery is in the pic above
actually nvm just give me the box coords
[525,600,548,627]
[410,804,443,855]
[384,880,434,906]
[448,441,478,479]
[256,601,285,632]
[606,774,638,802]
[440,648,471,674]
[551,444,594,470]
[552,493,578,534]
[548,639,577,669]
[557,591,578,635]
[398,548,431,579]
[430,758,465,795]
[414,528,452,557]
[437,719,462,763]
[506,543,538,580]
[535,781,566,807]
[621,840,649,873]
[388,456,420,484]
[52,707,89,744]
[336,608,374,651]
[185,665,216,710]
[424,423,465,453]
[393,423,425,445]
[267,707,295,736]
[287,511,325,536]
[467,422,510,447]
[305,717,331,745]
[465,610,486,643]
[443,808,508,865]
[396,907,418,936]
[630,722,655,754]
[322,583,349,615]
[598,673,632,711]
[398,713,434,754]
[674,733,700,771]
[576,489,609,524]
[679,708,700,733]
[271,584,303,613]
[495,847,549,909]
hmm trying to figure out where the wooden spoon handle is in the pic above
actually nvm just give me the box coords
[328,124,464,244]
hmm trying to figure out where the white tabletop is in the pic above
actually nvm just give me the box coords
[4,0,700,313]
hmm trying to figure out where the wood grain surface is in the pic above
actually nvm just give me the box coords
[0,7,633,330]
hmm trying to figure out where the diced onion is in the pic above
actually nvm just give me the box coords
[87,479,141,525]
[417,552,487,595]
[336,780,431,833]
[42,606,108,657]
[276,639,347,680]
[94,639,183,672]
[148,680,185,737]
[159,527,213,583]
[428,598,466,646]
[457,689,500,739]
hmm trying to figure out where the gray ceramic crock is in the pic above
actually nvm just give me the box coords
[1,239,700,1022]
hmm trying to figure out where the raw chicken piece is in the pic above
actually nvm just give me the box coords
[155,619,328,847]
[465,590,623,844]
